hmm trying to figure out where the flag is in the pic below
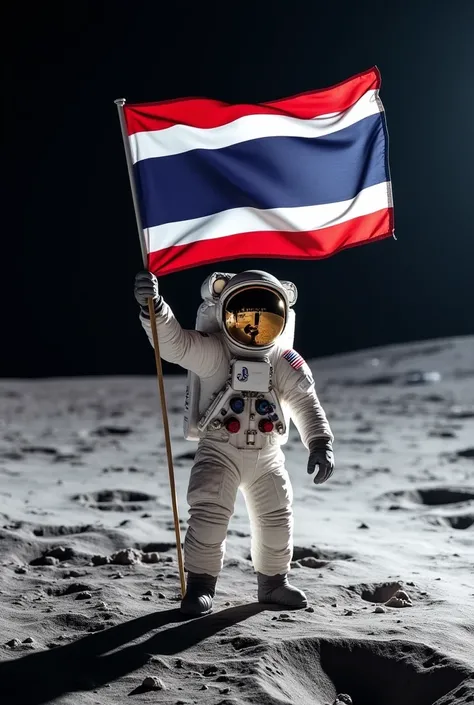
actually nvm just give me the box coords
[282,350,305,370]
[122,67,393,276]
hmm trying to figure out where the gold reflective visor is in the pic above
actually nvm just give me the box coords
[223,286,286,347]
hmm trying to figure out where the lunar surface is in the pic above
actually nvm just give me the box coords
[0,336,473,705]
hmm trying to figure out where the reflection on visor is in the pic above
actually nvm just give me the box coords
[223,286,286,347]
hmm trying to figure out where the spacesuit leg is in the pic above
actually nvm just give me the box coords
[241,445,307,608]
[241,446,294,576]
[184,440,240,578]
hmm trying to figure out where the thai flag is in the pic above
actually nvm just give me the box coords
[122,67,393,276]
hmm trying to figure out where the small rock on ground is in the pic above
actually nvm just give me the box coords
[334,695,353,705]
[203,666,219,676]
[75,591,92,600]
[142,676,165,690]
[110,548,142,565]
[142,552,160,563]
[385,589,412,608]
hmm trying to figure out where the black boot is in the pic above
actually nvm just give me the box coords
[257,572,307,608]
[180,572,217,617]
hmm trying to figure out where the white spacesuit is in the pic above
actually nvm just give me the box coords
[134,269,334,616]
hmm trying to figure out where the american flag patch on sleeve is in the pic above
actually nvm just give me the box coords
[282,349,305,370]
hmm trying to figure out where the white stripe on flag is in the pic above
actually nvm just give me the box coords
[145,182,390,253]
[130,89,381,164]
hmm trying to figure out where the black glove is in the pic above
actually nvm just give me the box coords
[307,438,334,484]
[134,270,162,315]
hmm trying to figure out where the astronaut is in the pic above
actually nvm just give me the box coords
[134,269,334,616]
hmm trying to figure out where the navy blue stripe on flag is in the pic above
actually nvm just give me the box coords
[135,113,388,230]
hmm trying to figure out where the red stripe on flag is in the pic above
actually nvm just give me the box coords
[147,208,393,276]
[124,68,380,136]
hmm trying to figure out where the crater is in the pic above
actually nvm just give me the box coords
[377,487,474,508]
[443,514,474,530]
[92,426,133,437]
[174,451,196,463]
[32,524,95,537]
[141,542,175,553]
[254,638,471,705]
[47,582,93,597]
[457,448,474,460]
[410,488,474,505]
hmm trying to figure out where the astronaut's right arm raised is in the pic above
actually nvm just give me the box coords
[135,270,223,379]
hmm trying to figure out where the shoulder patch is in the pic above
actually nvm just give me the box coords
[282,349,305,370]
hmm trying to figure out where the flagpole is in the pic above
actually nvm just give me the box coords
[114,98,186,598]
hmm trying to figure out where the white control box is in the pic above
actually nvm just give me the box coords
[231,360,271,392]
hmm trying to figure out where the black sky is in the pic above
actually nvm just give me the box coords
[3,1,473,378]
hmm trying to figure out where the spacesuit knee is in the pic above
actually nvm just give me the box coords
[250,505,293,575]
[184,456,239,576]
[187,502,233,543]
[186,458,235,544]
[184,501,234,576]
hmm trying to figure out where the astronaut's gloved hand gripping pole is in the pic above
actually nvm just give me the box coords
[114,98,186,597]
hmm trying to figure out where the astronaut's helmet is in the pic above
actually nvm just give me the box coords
[215,270,296,352]
[223,285,285,348]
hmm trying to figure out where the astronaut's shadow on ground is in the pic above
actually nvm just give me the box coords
[0,602,266,705]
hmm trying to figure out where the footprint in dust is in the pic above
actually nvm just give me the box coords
[245,546,353,568]
[292,546,353,562]
[231,635,263,650]
[347,582,402,603]
[72,490,156,512]
[49,613,104,633]
[290,546,353,569]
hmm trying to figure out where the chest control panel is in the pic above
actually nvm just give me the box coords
[231,360,271,392]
